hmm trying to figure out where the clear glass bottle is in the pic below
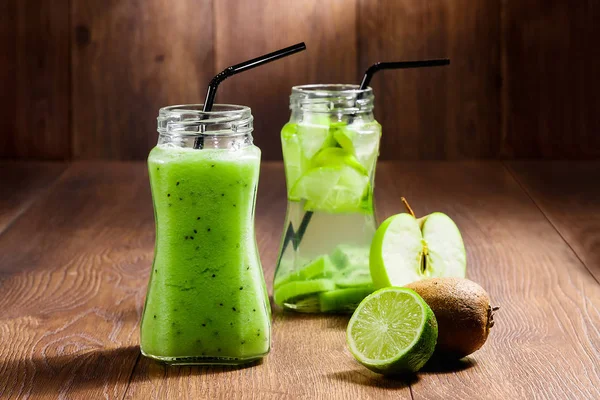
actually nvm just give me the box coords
[140,104,270,365]
[273,85,381,313]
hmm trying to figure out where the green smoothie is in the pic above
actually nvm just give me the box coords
[140,144,270,364]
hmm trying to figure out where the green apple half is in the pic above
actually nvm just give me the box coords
[370,210,466,289]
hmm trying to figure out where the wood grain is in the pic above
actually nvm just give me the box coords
[214,0,358,160]
[0,161,67,234]
[507,161,600,281]
[358,0,502,160]
[0,0,70,159]
[0,162,155,398]
[373,162,600,399]
[502,0,600,158]
[71,0,215,160]
[1,162,599,399]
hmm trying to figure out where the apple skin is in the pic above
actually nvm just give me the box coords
[370,213,424,288]
[369,215,396,288]
[369,212,466,289]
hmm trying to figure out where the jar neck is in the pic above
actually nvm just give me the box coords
[156,104,254,150]
[289,84,375,117]
[157,132,254,150]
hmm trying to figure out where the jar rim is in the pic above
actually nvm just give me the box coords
[157,104,253,135]
[291,84,373,97]
[158,104,251,118]
[290,84,374,114]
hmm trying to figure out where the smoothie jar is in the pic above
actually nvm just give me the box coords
[274,85,381,313]
[141,104,271,365]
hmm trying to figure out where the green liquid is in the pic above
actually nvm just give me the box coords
[141,145,270,364]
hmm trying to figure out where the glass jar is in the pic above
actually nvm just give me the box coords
[140,104,270,365]
[273,85,382,313]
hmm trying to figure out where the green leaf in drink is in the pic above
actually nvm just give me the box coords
[346,287,438,375]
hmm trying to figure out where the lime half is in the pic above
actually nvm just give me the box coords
[346,287,438,375]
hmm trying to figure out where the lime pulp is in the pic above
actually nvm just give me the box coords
[346,287,438,375]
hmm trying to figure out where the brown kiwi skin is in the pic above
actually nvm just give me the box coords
[405,277,496,359]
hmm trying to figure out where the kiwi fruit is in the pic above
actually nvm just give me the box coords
[405,277,497,359]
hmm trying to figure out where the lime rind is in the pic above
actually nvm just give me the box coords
[346,287,438,374]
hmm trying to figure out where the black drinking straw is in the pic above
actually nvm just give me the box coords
[278,58,450,258]
[359,59,450,89]
[194,42,307,149]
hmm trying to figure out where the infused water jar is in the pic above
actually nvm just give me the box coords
[274,85,381,313]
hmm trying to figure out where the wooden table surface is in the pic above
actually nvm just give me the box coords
[0,161,598,399]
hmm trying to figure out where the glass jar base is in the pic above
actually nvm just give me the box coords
[140,350,266,366]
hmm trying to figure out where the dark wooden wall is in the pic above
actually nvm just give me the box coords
[1,0,598,161]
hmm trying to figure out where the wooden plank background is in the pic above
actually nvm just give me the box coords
[0,0,70,159]
[0,0,599,160]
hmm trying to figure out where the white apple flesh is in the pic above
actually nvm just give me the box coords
[370,212,466,288]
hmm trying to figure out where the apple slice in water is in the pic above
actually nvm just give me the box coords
[370,204,466,288]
